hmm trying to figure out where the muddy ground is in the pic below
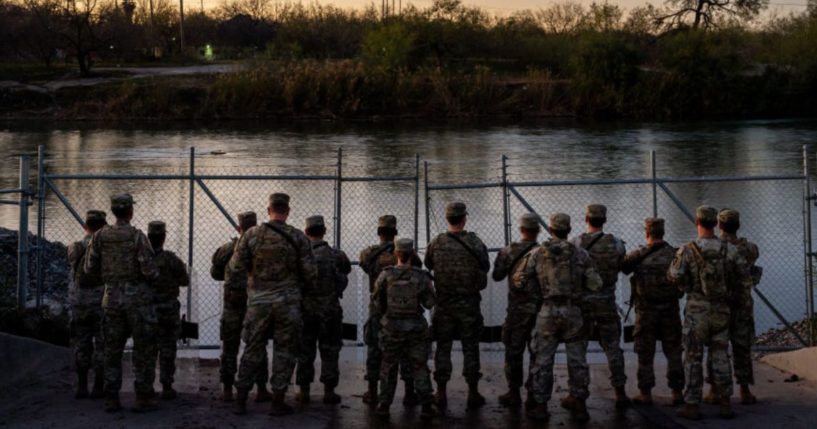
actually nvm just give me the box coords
[1,333,816,429]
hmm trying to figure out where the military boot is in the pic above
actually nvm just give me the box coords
[402,379,418,407]
[571,398,590,423]
[222,382,234,402]
[671,389,684,406]
[255,383,272,403]
[434,382,448,409]
[104,392,121,413]
[375,402,391,418]
[614,386,631,410]
[560,394,578,411]
[324,385,341,404]
[295,384,311,404]
[719,396,735,419]
[525,403,550,421]
[75,370,89,399]
[362,381,378,406]
[466,381,486,409]
[133,392,158,413]
[703,385,719,405]
[633,389,652,405]
[676,404,702,420]
[420,403,437,420]
[740,384,757,405]
[524,390,536,410]
[269,391,294,416]
[233,389,248,415]
[161,384,177,400]
[498,387,522,407]
[90,370,105,399]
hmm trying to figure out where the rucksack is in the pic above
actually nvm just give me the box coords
[539,240,577,298]
[689,241,729,300]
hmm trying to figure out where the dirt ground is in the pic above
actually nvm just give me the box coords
[1,333,816,429]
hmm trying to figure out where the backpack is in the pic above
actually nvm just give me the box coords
[539,240,577,298]
[633,243,677,302]
[689,241,729,300]
[385,268,422,318]
[583,233,621,287]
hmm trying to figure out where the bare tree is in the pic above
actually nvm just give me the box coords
[658,0,768,29]
[534,1,587,34]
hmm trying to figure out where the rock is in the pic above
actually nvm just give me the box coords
[755,317,815,350]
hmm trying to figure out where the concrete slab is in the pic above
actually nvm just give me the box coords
[760,347,817,382]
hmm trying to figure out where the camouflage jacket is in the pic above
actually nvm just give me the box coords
[304,239,352,314]
[372,265,435,332]
[493,239,541,314]
[212,238,249,291]
[668,236,753,304]
[84,221,159,309]
[228,220,318,305]
[153,249,190,304]
[721,232,760,307]
[359,242,422,293]
[424,231,489,307]
[622,241,680,309]
[522,237,602,302]
[571,232,625,300]
[67,234,103,307]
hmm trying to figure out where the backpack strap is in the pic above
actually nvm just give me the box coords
[363,242,394,274]
[583,233,605,252]
[509,242,538,273]
[446,232,489,271]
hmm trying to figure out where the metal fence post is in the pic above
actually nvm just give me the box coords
[414,154,420,247]
[806,145,815,345]
[650,150,657,218]
[36,145,45,307]
[501,155,510,245]
[17,156,30,310]
[188,147,195,316]
[424,161,430,246]
[335,148,343,249]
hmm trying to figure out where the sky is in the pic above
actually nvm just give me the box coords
[193,0,811,18]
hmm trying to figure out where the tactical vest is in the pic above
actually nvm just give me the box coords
[384,267,424,319]
[72,236,103,289]
[539,240,579,299]
[432,233,485,296]
[97,225,142,284]
[154,250,182,301]
[633,244,677,303]
[251,225,297,286]
[369,247,398,292]
[689,240,729,300]
[309,242,348,298]
[582,233,621,289]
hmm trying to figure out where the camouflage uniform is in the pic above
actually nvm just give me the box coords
[668,207,754,406]
[230,194,318,396]
[425,203,490,386]
[360,215,422,386]
[570,205,627,390]
[148,221,190,389]
[67,211,107,380]
[621,218,683,393]
[84,194,159,397]
[493,214,542,394]
[525,214,603,405]
[296,216,352,389]
[211,213,268,389]
[372,238,436,407]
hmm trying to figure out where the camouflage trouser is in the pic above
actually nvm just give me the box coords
[582,298,627,388]
[296,305,343,387]
[219,290,268,386]
[155,300,180,386]
[365,316,413,383]
[707,297,755,386]
[683,299,733,405]
[529,302,588,404]
[103,305,157,395]
[502,310,538,389]
[378,324,433,406]
[634,303,684,391]
[431,303,484,384]
[71,304,104,372]
[236,296,302,393]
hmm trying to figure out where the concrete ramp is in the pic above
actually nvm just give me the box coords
[760,347,817,381]
[0,333,71,391]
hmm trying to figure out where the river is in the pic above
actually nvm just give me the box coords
[2,118,816,345]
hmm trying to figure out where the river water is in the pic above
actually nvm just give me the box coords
[2,118,816,345]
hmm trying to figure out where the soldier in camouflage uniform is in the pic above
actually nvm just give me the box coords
[372,238,437,420]
[229,193,318,416]
[621,218,684,406]
[524,213,602,423]
[493,213,542,408]
[359,215,422,406]
[84,193,159,413]
[425,202,490,409]
[67,210,108,399]
[704,209,761,405]
[668,206,754,420]
[295,215,352,405]
[570,204,630,408]
[147,221,190,400]
[210,211,271,403]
